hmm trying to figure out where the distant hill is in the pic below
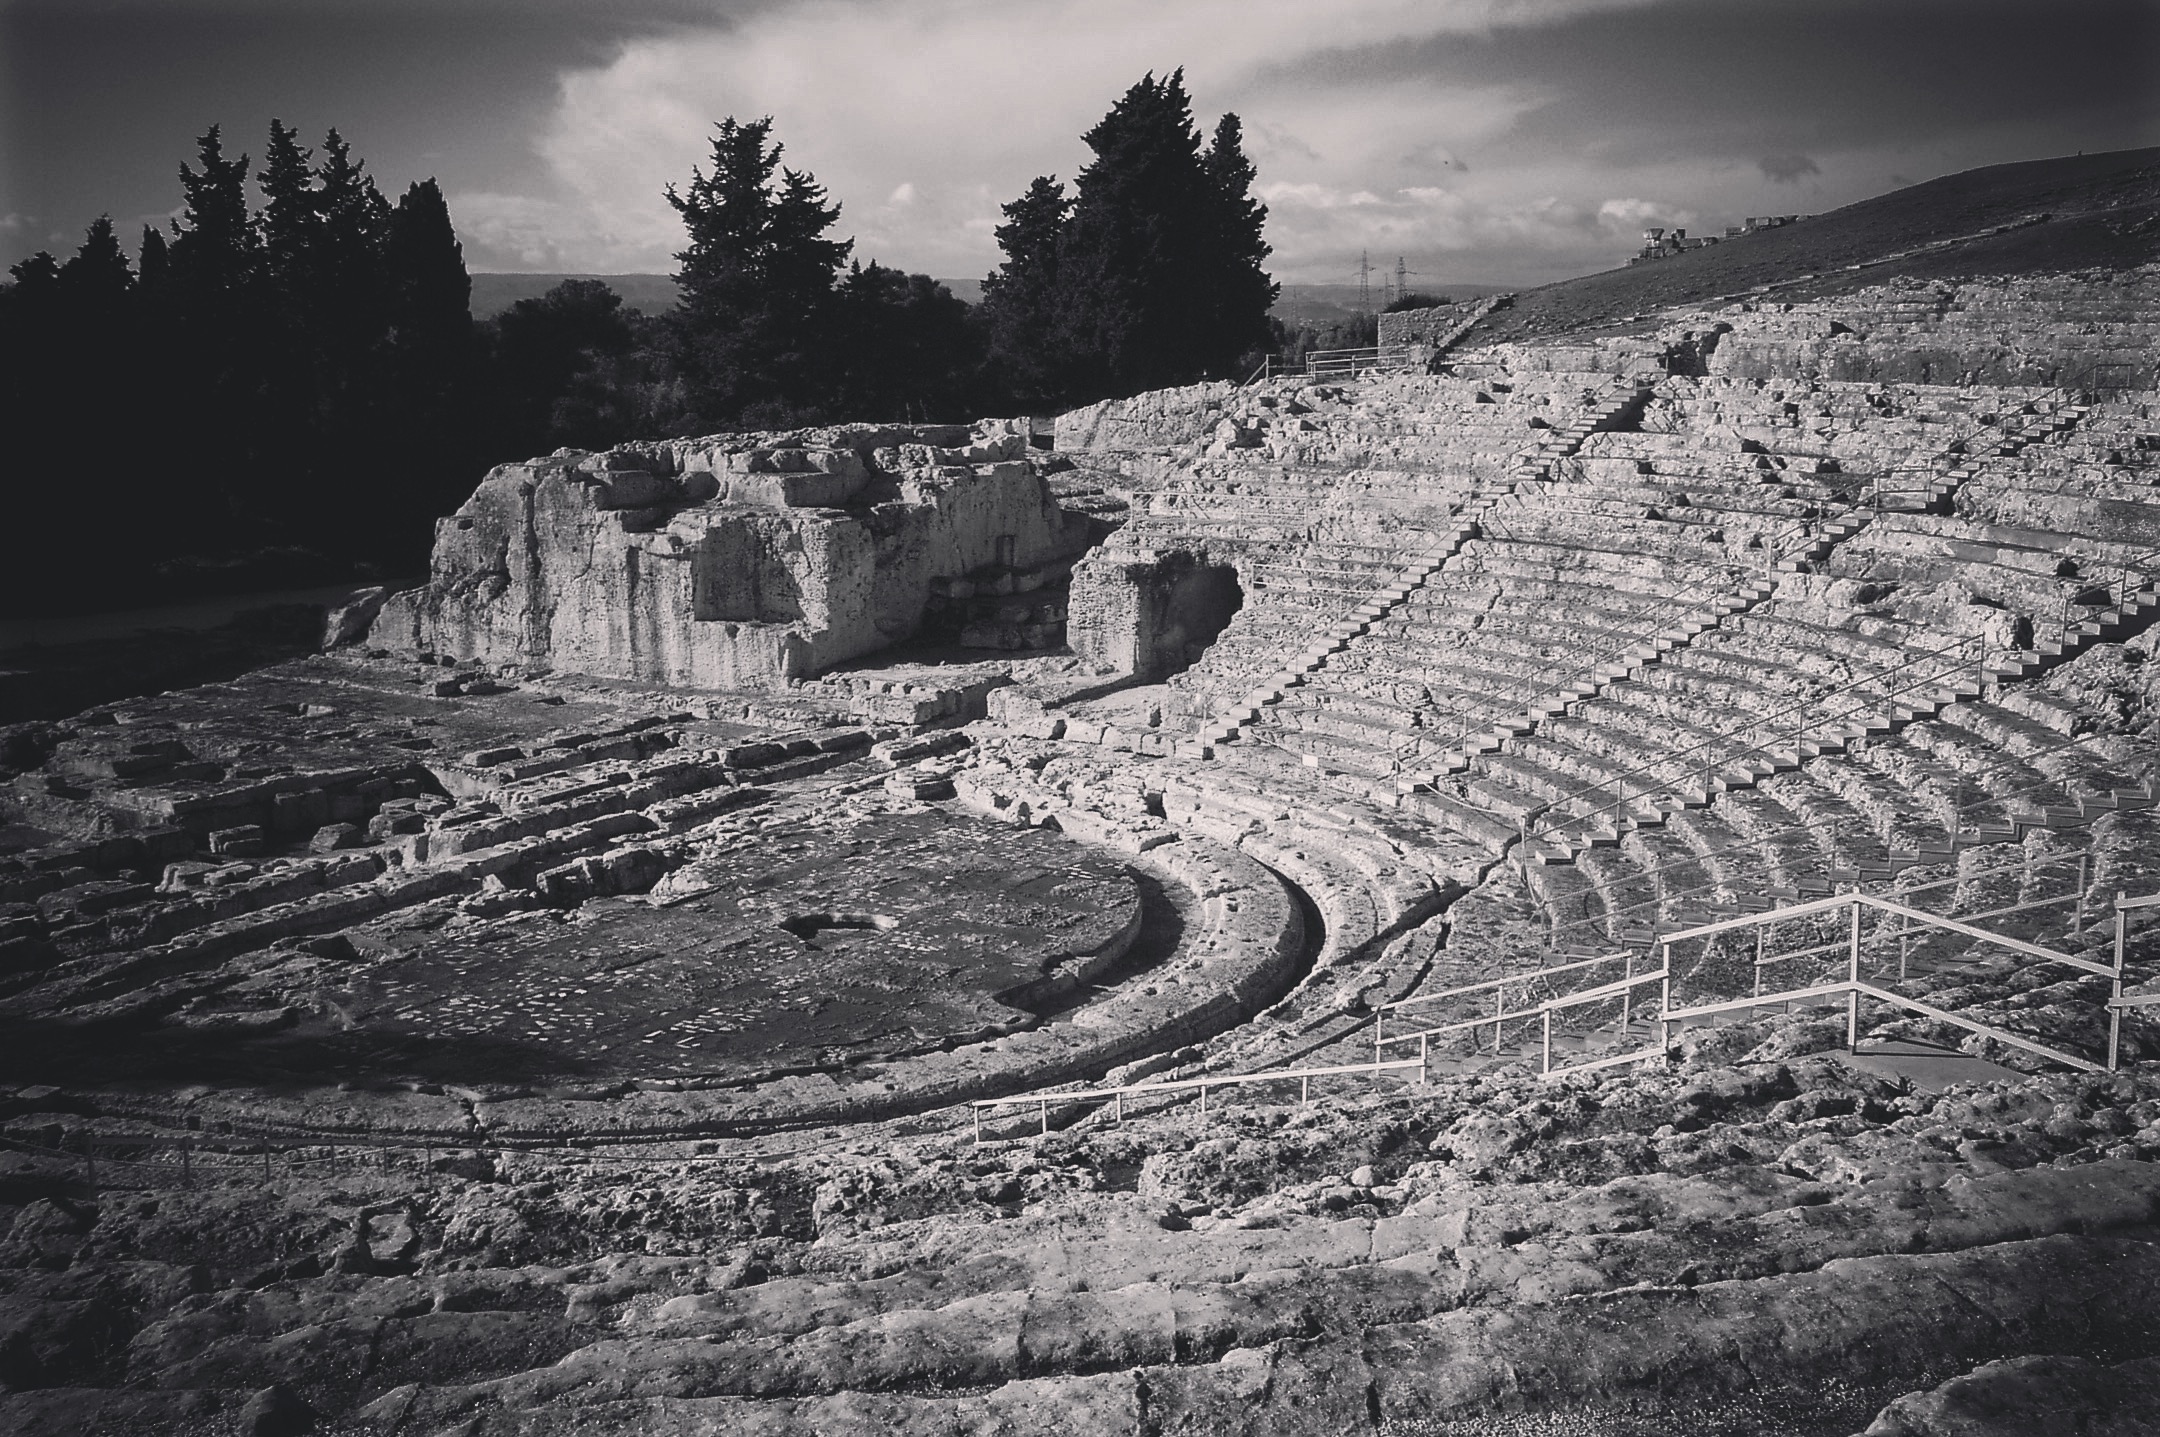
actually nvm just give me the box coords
[1466,146,2160,346]
[468,273,682,319]
[465,271,1520,326]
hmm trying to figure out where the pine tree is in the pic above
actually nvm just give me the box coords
[829,262,982,421]
[489,279,640,454]
[0,252,68,607]
[162,127,265,547]
[665,116,850,426]
[3,251,61,293]
[0,253,64,405]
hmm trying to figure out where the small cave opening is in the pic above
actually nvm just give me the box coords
[1138,554,1244,680]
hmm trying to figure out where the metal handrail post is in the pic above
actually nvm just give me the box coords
[1659,941,1672,1048]
[2112,891,2128,1071]
[1847,901,1862,1051]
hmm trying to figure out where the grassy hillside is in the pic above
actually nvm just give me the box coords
[1470,146,2160,345]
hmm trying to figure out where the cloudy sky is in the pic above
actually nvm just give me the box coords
[3,0,2155,289]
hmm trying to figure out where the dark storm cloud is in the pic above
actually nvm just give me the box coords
[4,0,2155,283]
[1285,0,2158,167]
[1759,154,1821,184]
[0,0,750,256]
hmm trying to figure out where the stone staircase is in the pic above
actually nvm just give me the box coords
[1461,402,2121,866]
[1868,401,2086,513]
[1197,379,1649,754]
[1383,511,1868,801]
[1195,520,1480,751]
[1500,562,2160,870]
[1987,582,2160,680]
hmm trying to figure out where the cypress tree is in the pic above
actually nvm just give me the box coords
[258,119,318,315]
[1054,70,1214,396]
[312,128,392,370]
[57,215,134,320]
[169,126,257,305]
[978,176,1070,408]
[136,226,170,296]
[384,179,478,530]
[981,72,1278,407]
[385,179,472,364]
[1197,113,1278,377]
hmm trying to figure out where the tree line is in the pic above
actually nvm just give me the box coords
[0,69,1277,616]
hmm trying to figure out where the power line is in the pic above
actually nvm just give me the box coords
[1392,255,1420,307]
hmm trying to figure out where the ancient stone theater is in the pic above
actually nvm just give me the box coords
[4,252,2160,1433]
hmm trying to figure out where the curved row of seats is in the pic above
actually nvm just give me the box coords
[1698,274,2160,385]
[1110,375,1629,725]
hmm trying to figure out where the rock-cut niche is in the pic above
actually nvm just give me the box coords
[1128,551,1244,680]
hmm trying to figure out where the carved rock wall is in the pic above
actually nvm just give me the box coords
[371,423,1096,687]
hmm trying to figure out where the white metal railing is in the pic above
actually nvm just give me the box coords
[1641,887,2142,1076]
[1305,345,1420,378]
[967,1057,1426,1141]
[1374,950,1673,1079]
[2108,890,2160,1066]
[968,885,2152,1139]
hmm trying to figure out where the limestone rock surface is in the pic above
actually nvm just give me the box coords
[372,424,1094,688]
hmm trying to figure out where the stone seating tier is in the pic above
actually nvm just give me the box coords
[1828,523,2144,619]
[1446,536,1741,590]
[1649,376,2061,425]
[1469,510,1757,566]
[1474,682,2134,939]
